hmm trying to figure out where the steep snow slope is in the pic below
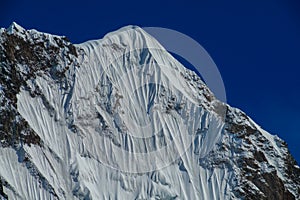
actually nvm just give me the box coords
[0,23,299,199]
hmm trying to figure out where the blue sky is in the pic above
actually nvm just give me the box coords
[1,0,299,163]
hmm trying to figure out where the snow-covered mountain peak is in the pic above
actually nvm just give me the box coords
[0,24,299,200]
[82,25,175,69]
[7,22,25,35]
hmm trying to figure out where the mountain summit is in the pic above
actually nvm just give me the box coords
[0,23,299,199]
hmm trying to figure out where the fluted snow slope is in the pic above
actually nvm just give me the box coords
[0,23,299,200]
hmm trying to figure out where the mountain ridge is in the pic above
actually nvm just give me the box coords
[0,22,299,199]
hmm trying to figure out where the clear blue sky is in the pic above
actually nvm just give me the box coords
[1,0,299,163]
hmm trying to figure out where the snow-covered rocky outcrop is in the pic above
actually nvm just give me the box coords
[0,23,299,199]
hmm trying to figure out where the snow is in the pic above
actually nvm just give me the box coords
[7,22,25,34]
[0,148,54,199]
[8,25,228,199]
[0,23,298,199]
[0,28,5,35]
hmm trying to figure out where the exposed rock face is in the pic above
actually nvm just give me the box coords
[0,23,299,200]
[0,23,78,148]
[224,109,299,200]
